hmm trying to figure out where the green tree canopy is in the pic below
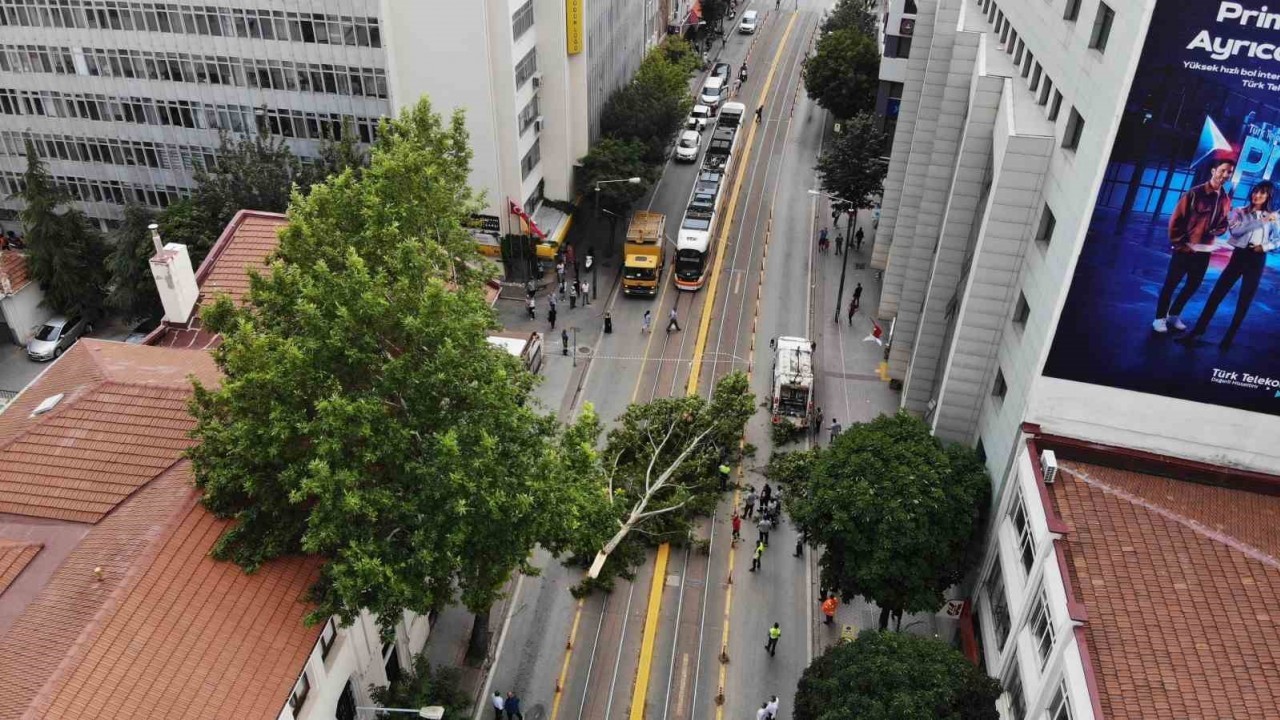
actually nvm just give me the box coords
[787,412,990,629]
[817,112,888,211]
[803,28,880,119]
[602,45,695,163]
[576,138,655,212]
[370,651,471,719]
[188,98,611,634]
[822,0,878,37]
[15,141,108,317]
[106,204,164,322]
[702,0,730,34]
[795,631,1002,720]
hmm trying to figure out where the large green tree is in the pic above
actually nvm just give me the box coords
[787,412,990,629]
[106,204,164,321]
[795,631,1003,720]
[817,112,888,211]
[576,138,655,212]
[370,651,471,719]
[822,0,878,37]
[803,28,880,119]
[14,142,108,317]
[188,99,612,644]
[602,45,694,164]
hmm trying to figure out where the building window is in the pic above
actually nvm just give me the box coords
[992,369,1007,398]
[986,563,1011,649]
[518,96,541,135]
[1064,0,1082,21]
[1005,665,1026,720]
[1007,29,1018,55]
[514,48,538,88]
[885,35,912,58]
[1021,51,1033,78]
[1089,2,1115,52]
[1038,77,1053,106]
[1062,107,1085,149]
[1036,204,1056,244]
[1048,682,1073,720]
[1048,90,1063,121]
[1011,497,1035,573]
[1030,63,1042,93]
[1000,21,1011,47]
[1012,292,1030,327]
[1030,591,1054,667]
[1013,39,1025,65]
[320,617,338,659]
[289,672,311,712]
[512,0,535,41]
[521,139,541,180]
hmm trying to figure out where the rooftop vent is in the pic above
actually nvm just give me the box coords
[31,392,64,417]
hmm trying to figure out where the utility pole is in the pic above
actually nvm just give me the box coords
[833,208,855,325]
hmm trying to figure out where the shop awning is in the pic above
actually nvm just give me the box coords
[688,0,702,25]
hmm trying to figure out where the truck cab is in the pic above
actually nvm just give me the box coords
[770,336,815,428]
[623,210,667,296]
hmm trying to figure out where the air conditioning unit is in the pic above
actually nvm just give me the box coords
[534,115,544,132]
[531,72,543,89]
[1039,449,1059,484]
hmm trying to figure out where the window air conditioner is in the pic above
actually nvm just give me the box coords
[534,116,544,132]
[531,72,543,89]
[1039,449,1058,484]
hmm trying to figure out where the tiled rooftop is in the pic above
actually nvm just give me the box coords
[0,250,30,295]
[0,541,39,593]
[1049,461,1280,719]
[197,210,287,306]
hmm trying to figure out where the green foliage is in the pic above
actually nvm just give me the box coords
[788,412,990,624]
[766,447,819,487]
[816,113,888,211]
[702,0,730,32]
[803,28,880,119]
[369,651,471,719]
[15,142,108,317]
[822,0,878,37]
[795,630,1002,720]
[770,421,805,446]
[188,98,612,634]
[602,43,695,164]
[662,36,703,75]
[576,139,655,212]
[307,118,368,184]
[106,204,164,322]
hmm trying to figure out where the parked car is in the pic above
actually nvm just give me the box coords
[699,77,725,110]
[711,62,732,84]
[27,314,91,362]
[739,10,759,33]
[686,104,712,131]
[124,316,161,344]
[675,130,702,163]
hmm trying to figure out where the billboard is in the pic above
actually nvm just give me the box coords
[1044,0,1280,415]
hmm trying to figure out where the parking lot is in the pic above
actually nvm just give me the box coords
[0,316,133,400]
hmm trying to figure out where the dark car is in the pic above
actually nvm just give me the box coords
[711,62,732,84]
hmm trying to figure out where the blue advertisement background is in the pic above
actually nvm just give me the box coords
[1044,0,1280,414]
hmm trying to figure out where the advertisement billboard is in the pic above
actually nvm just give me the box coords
[1044,0,1280,415]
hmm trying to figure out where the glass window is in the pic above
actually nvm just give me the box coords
[521,138,541,180]
[1005,666,1025,720]
[1030,591,1054,667]
[1089,2,1115,52]
[514,48,538,88]
[1047,682,1073,720]
[512,0,534,40]
[1048,90,1063,121]
[1063,107,1085,150]
[992,368,1007,398]
[1064,0,1082,21]
[1036,204,1056,243]
[1011,497,1034,572]
[986,563,1011,649]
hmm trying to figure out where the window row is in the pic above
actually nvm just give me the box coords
[0,88,383,143]
[521,138,541,180]
[0,45,389,99]
[0,0,382,48]
[512,0,535,41]
[0,168,188,208]
[515,48,538,89]
[518,95,540,135]
[0,130,216,172]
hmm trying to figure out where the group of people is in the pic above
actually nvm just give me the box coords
[1156,154,1280,349]
[816,225,864,255]
[490,691,524,720]
[756,695,782,720]
[740,482,784,572]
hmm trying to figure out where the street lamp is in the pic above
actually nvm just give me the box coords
[808,189,858,326]
[356,706,444,719]
[594,176,643,216]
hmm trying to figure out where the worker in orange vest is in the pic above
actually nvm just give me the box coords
[822,595,839,625]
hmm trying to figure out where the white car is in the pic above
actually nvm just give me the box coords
[686,104,711,131]
[675,130,701,163]
[739,10,759,33]
[699,77,725,110]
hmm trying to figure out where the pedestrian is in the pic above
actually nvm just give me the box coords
[569,282,578,309]
[667,307,682,332]
[757,703,770,720]
[847,296,856,325]
[526,296,536,320]
[835,232,844,255]
[731,511,742,542]
[604,311,613,333]
[812,406,823,438]
[829,418,842,444]
[755,104,763,123]
[548,305,558,329]
[822,595,838,625]
[492,692,506,720]
[581,281,591,306]
[548,292,557,311]
[855,227,865,251]
[744,486,757,519]
[760,482,772,506]
[756,514,772,546]
[719,460,731,491]
[794,531,804,558]
[765,623,780,656]
[558,279,567,300]
[642,310,652,333]
[853,282,863,310]
[505,691,524,720]
[561,329,570,355]
[566,244,577,274]
[766,695,780,719]
[556,259,566,283]
[818,227,828,253]
[525,278,537,299]
[832,208,840,227]
[750,538,765,572]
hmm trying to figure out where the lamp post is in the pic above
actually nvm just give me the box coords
[355,706,444,719]
[808,189,858,326]
[594,176,643,219]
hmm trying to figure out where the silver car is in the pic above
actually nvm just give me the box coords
[27,315,91,361]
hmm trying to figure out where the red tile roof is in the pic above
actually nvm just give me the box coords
[0,250,30,295]
[0,541,39,593]
[1048,461,1280,720]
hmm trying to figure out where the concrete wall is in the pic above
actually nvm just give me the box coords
[0,283,50,345]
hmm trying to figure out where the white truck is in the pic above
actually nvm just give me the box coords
[769,336,815,429]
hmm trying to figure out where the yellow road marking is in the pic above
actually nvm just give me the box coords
[550,597,585,720]
[629,543,672,720]
[687,14,800,396]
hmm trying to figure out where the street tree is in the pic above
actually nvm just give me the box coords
[816,112,888,210]
[106,204,164,322]
[822,0,878,37]
[660,35,703,75]
[602,46,694,163]
[14,141,108,317]
[803,28,880,119]
[787,412,990,630]
[584,372,754,584]
[577,138,655,212]
[369,651,471,719]
[188,98,613,650]
[795,630,1003,720]
[701,0,730,35]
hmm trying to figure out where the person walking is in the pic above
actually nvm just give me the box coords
[765,623,781,656]
[558,279,567,301]
[847,296,857,325]
[766,695,780,719]
[561,329,570,356]
[750,538,765,572]
[548,292,557,311]
[818,227,829,253]
[756,514,772,547]
[526,296,536,320]
[492,692,506,720]
[755,104,764,123]
[835,232,844,255]
[829,418,842,444]
[642,310,652,333]
[505,692,524,720]
[581,281,591,306]
[853,282,863,310]
[743,486,757,519]
[569,282,578,309]
[603,311,613,333]
[731,511,742,542]
[822,595,838,625]
[832,207,841,228]
[855,226,865,251]
[757,703,770,720]
[548,305,558,330]
[556,258,566,283]
[812,406,823,438]
[760,482,772,506]
[667,307,682,332]
[525,278,537,299]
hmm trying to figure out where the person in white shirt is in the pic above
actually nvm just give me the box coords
[492,692,506,720]
[765,695,779,718]
[1182,180,1279,349]
[756,702,770,720]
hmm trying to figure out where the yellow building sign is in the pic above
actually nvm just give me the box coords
[566,0,583,54]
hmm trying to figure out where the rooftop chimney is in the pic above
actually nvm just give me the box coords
[149,226,199,325]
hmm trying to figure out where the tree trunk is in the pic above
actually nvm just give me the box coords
[893,609,903,632]
[878,606,890,631]
[466,609,491,667]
